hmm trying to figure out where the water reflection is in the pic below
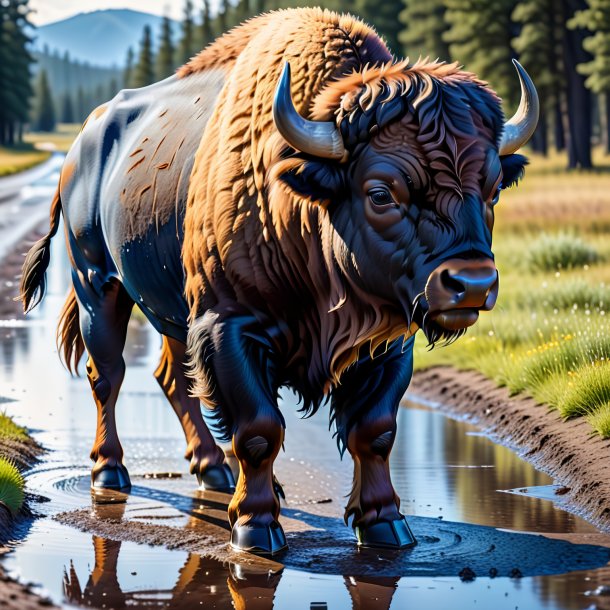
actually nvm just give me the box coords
[61,536,400,610]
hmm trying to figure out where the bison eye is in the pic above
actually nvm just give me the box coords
[368,187,396,207]
[491,182,502,206]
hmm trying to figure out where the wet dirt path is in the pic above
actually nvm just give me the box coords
[2,177,610,608]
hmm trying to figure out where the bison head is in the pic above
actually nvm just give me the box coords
[272,59,538,346]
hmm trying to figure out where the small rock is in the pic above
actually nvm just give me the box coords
[459,567,476,581]
[555,486,571,496]
[489,568,498,578]
[509,568,523,579]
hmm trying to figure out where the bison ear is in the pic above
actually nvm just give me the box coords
[500,153,528,189]
[279,159,345,202]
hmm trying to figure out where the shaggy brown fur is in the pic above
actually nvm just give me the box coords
[181,9,500,405]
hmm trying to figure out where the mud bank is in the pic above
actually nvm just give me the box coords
[408,366,610,532]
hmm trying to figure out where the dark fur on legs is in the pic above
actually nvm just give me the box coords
[187,311,287,553]
[331,337,415,542]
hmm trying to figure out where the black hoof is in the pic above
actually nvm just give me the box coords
[197,463,236,492]
[355,515,417,549]
[91,463,131,492]
[230,520,288,555]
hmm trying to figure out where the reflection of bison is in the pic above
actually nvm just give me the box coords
[20,8,537,554]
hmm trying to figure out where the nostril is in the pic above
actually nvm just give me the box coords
[440,269,465,297]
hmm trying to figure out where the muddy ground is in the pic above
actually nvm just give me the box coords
[409,366,610,531]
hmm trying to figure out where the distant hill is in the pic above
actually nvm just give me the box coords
[33,9,181,68]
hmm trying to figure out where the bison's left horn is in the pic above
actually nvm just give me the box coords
[273,62,346,160]
[498,60,540,156]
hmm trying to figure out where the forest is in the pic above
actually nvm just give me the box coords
[1,0,610,169]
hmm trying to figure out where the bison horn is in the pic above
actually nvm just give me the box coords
[273,62,346,160]
[498,60,540,156]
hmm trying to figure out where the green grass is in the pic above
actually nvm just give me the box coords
[525,232,601,272]
[0,457,24,515]
[0,412,29,442]
[415,149,610,438]
[0,143,51,177]
[23,123,81,154]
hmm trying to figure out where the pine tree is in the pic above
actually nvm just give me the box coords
[399,0,451,61]
[236,0,248,23]
[217,0,229,35]
[156,15,175,80]
[33,69,56,132]
[512,0,565,155]
[133,25,155,88]
[355,0,404,55]
[179,0,196,64]
[562,0,593,168]
[0,0,35,145]
[107,77,118,100]
[569,0,610,153]
[444,0,519,110]
[76,86,87,122]
[60,92,74,123]
[124,47,134,89]
[199,0,214,49]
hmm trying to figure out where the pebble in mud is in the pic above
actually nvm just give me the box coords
[459,567,476,581]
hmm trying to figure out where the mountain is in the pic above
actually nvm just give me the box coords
[33,9,181,68]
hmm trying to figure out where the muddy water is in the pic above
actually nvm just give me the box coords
[2,227,610,609]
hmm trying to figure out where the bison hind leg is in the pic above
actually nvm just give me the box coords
[154,334,234,491]
[77,277,134,492]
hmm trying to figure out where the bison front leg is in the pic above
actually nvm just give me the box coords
[333,337,417,549]
[188,312,287,555]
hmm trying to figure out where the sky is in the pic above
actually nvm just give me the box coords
[29,1,190,26]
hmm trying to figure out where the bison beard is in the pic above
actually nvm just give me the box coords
[19,8,535,555]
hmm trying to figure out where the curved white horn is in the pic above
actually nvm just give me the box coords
[499,59,540,155]
[273,62,346,160]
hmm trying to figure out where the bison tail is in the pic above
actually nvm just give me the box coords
[56,286,85,375]
[18,188,62,312]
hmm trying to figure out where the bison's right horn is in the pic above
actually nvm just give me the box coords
[273,62,346,161]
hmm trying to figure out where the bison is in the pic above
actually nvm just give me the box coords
[19,8,538,555]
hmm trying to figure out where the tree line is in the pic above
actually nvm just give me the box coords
[5,0,610,169]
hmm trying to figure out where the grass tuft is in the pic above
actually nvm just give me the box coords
[525,232,601,272]
[587,403,610,438]
[0,412,29,441]
[0,457,24,515]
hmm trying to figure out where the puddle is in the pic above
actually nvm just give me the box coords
[1,222,610,608]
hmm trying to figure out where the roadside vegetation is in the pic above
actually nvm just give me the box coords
[0,414,29,516]
[0,144,50,177]
[23,123,81,154]
[414,150,610,438]
[0,124,80,177]
[0,458,24,516]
